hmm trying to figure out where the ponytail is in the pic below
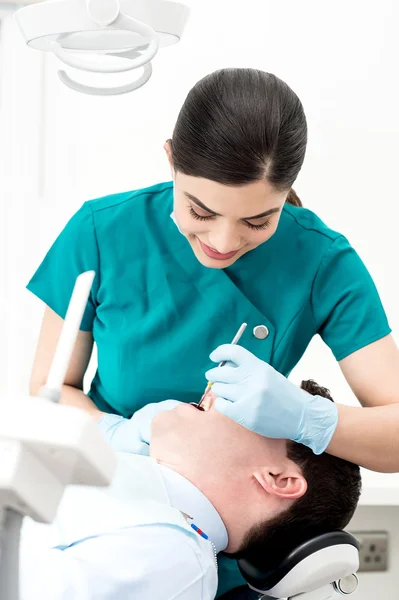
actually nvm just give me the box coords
[286,188,303,207]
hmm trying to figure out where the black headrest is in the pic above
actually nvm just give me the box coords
[238,530,360,592]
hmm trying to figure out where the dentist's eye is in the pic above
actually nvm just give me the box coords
[245,219,271,231]
[189,205,272,231]
[189,207,216,222]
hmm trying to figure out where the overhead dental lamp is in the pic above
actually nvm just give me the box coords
[13,0,190,95]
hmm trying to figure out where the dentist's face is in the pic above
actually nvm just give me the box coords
[172,172,287,269]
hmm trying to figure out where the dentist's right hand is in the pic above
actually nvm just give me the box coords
[97,400,182,454]
[206,345,338,455]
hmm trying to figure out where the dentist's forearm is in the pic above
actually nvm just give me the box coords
[58,384,105,421]
[326,402,399,472]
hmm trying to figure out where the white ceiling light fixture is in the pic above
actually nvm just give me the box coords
[14,0,190,95]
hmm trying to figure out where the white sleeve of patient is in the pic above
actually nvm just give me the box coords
[19,523,218,600]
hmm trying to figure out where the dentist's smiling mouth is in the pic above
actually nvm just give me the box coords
[196,237,241,260]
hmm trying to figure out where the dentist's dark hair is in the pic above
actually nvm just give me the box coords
[229,380,362,570]
[169,68,307,207]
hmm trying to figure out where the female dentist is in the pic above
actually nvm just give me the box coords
[27,68,399,598]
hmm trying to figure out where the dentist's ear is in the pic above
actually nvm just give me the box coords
[253,466,307,500]
[163,139,175,178]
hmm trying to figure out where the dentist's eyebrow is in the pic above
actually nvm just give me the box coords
[184,191,281,220]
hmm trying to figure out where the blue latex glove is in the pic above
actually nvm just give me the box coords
[206,345,338,455]
[97,400,181,454]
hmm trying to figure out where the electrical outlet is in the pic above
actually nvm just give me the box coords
[349,531,388,572]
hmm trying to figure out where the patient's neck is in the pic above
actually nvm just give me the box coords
[158,460,263,553]
[197,469,266,553]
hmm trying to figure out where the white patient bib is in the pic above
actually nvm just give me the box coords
[20,454,219,600]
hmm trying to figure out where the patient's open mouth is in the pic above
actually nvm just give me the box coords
[190,402,205,411]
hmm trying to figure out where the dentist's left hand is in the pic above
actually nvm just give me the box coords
[97,400,181,454]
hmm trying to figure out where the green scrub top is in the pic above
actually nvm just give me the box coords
[27,180,391,597]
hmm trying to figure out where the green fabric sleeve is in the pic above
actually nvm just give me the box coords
[311,235,391,361]
[26,202,100,331]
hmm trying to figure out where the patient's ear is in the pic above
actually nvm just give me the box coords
[253,465,307,500]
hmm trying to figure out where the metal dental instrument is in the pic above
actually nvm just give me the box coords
[196,322,247,409]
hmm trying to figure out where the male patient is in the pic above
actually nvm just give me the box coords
[19,380,361,600]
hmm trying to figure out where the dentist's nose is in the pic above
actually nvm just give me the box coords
[209,226,241,254]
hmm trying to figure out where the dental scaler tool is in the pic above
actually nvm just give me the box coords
[195,322,247,409]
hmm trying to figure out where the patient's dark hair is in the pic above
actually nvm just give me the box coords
[229,380,362,569]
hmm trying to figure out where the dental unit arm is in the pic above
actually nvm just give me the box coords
[0,271,117,600]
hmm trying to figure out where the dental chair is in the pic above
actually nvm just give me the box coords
[220,530,360,600]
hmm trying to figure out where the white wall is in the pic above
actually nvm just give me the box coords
[0,15,45,398]
[1,2,399,597]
